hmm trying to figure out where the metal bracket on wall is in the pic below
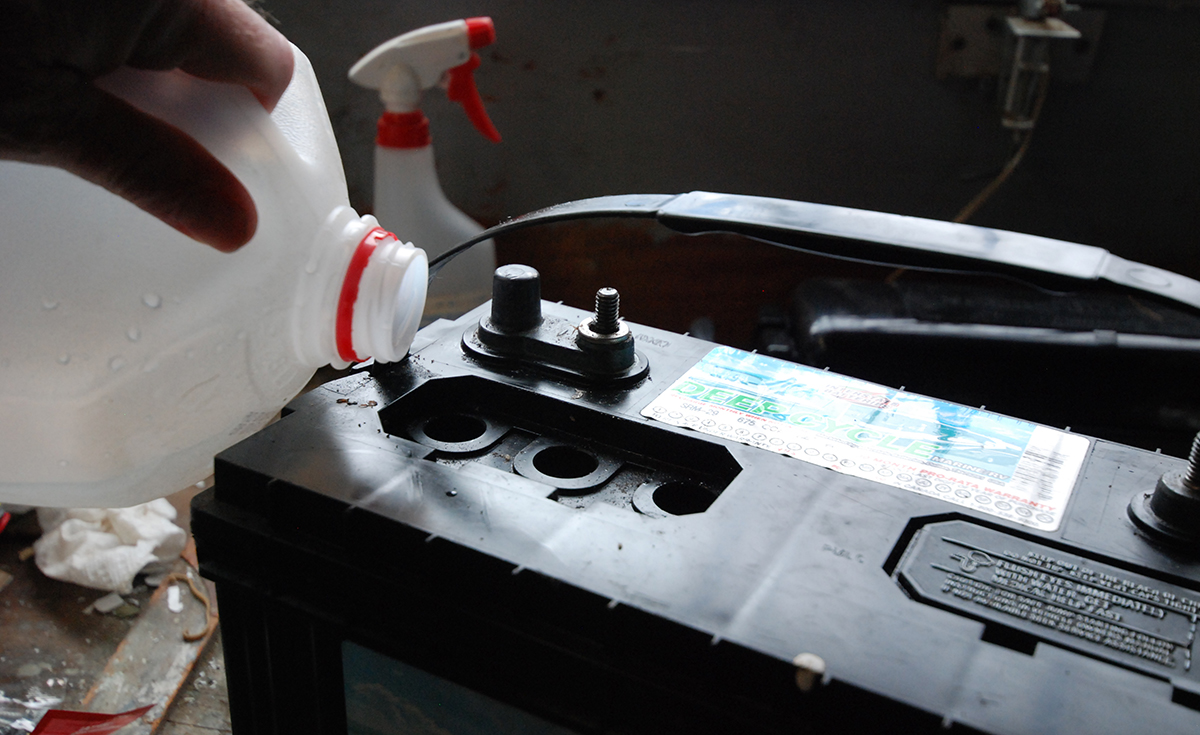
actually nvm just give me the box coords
[936,4,1105,84]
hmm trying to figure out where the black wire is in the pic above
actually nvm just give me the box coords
[428,229,497,277]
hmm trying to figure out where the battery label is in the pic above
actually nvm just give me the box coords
[642,347,1090,531]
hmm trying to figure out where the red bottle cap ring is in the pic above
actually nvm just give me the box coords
[336,227,398,363]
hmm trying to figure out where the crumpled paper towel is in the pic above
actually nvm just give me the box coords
[33,499,187,593]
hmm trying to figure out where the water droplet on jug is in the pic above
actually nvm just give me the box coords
[42,298,59,310]
[109,356,126,372]
[304,262,319,275]
[58,460,68,468]
[57,354,70,365]
[126,327,141,342]
[142,293,162,309]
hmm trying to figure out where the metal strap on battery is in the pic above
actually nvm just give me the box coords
[429,192,1200,315]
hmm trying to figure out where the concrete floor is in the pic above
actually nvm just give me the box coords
[0,492,232,734]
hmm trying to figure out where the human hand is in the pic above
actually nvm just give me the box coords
[0,0,295,251]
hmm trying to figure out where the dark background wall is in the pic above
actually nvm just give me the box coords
[267,0,1200,277]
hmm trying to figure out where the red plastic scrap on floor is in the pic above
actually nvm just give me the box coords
[30,705,153,735]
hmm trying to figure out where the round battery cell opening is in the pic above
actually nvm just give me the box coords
[422,414,488,444]
[653,481,714,515]
[533,446,600,479]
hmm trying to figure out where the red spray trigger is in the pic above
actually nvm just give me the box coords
[447,53,501,143]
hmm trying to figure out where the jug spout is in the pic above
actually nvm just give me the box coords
[294,206,428,370]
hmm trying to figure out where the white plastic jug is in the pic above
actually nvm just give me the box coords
[0,46,427,508]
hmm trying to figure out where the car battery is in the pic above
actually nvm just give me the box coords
[192,261,1200,735]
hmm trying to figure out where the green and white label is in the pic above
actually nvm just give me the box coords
[643,347,1090,531]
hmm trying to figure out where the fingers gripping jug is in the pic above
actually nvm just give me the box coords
[0,46,428,508]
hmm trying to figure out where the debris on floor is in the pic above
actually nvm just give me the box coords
[25,703,152,735]
[33,501,186,594]
[88,594,125,616]
[1,488,231,734]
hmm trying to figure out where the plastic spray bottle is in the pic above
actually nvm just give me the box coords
[350,17,502,321]
[0,45,428,508]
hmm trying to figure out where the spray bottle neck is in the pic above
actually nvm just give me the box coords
[377,110,431,149]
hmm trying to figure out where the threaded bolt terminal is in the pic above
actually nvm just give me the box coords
[591,288,621,335]
[1185,432,1200,491]
[1129,430,1200,547]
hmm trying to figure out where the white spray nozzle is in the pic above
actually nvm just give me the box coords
[350,17,500,142]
